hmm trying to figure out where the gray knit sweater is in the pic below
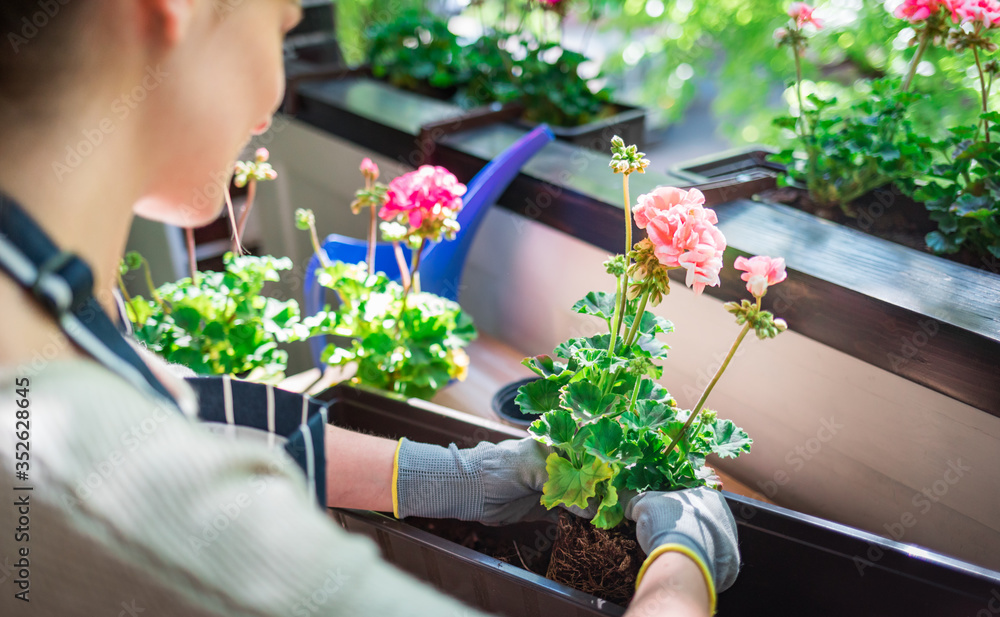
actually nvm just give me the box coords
[0,358,490,616]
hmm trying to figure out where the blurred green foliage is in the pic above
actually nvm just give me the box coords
[353,3,615,127]
[338,1,985,142]
[593,0,984,143]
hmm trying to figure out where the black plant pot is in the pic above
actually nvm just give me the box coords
[491,376,541,427]
[316,384,1000,617]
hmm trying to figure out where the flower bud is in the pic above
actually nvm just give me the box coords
[255,147,270,163]
[360,157,380,182]
[294,208,315,231]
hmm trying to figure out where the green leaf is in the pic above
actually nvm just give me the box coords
[172,306,203,332]
[520,355,565,378]
[590,483,624,529]
[711,419,753,459]
[624,399,677,431]
[577,417,625,464]
[553,335,611,361]
[926,230,959,254]
[572,291,618,323]
[540,453,613,511]
[634,378,674,404]
[629,333,670,359]
[559,381,622,424]
[621,431,670,492]
[515,376,569,415]
[529,410,577,448]
[622,311,674,337]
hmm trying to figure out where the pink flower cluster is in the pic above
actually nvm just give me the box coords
[894,0,943,21]
[734,256,787,297]
[896,0,1000,25]
[380,165,467,232]
[633,187,727,295]
[949,0,1000,26]
[788,2,823,28]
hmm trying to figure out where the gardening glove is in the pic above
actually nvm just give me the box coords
[393,437,571,525]
[625,487,740,614]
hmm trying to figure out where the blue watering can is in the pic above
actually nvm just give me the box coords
[303,124,555,370]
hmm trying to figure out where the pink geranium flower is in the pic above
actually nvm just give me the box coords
[894,0,943,21]
[788,2,823,28]
[380,165,467,233]
[734,255,787,297]
[949,0,1000,26]
[633,187,727,295]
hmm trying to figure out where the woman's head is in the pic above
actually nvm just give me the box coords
[0,0,302,228]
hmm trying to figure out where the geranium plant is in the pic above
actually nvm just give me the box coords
[121,252,309,381]
[523,137,788,529]
[121,148,310,381]
[297,159,476,400]
[772,1,1000,261]
[771,3,935,212]
[910,0,1000,258]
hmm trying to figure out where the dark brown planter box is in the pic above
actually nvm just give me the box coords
[287,69,646,152]
[317,384,1000,617]
[669,147,1000,418]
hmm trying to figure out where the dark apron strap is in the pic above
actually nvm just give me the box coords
[0,193,181,408]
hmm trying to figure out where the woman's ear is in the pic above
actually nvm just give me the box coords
[142,0,197,46]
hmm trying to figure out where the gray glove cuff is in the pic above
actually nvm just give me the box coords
[394,437,554,524]
[394,437,486,521]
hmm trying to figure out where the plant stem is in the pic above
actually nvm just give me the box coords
[609,172,634,345]
[794,46,807,140]
[116,273,133,309]
[662,317,754,459]
[409,238,426,294]
[223,185,242,255]
[393,241,411,290]
[394,238,426,337]
[367,205,377,277]
[623,173,633,270]
[234,180,257,254]
[622,288,650,349]
[901,27,931,93]
[141,258,167,313]
[793,45,820,196]
[607,273,624,355]
[307,221,330,269]
[184,227,198,286]
[627,373,643,415]
[973,45,991,144]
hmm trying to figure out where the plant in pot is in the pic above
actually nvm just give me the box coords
[296,158,477,400]
[461,34,618,128]
[359,5,642,147]
[768,1,1000,265]
[512,137,788,602]
[365,8,472,99]
[121,149,311,382]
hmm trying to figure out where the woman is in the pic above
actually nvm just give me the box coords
[0,1,738,615]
